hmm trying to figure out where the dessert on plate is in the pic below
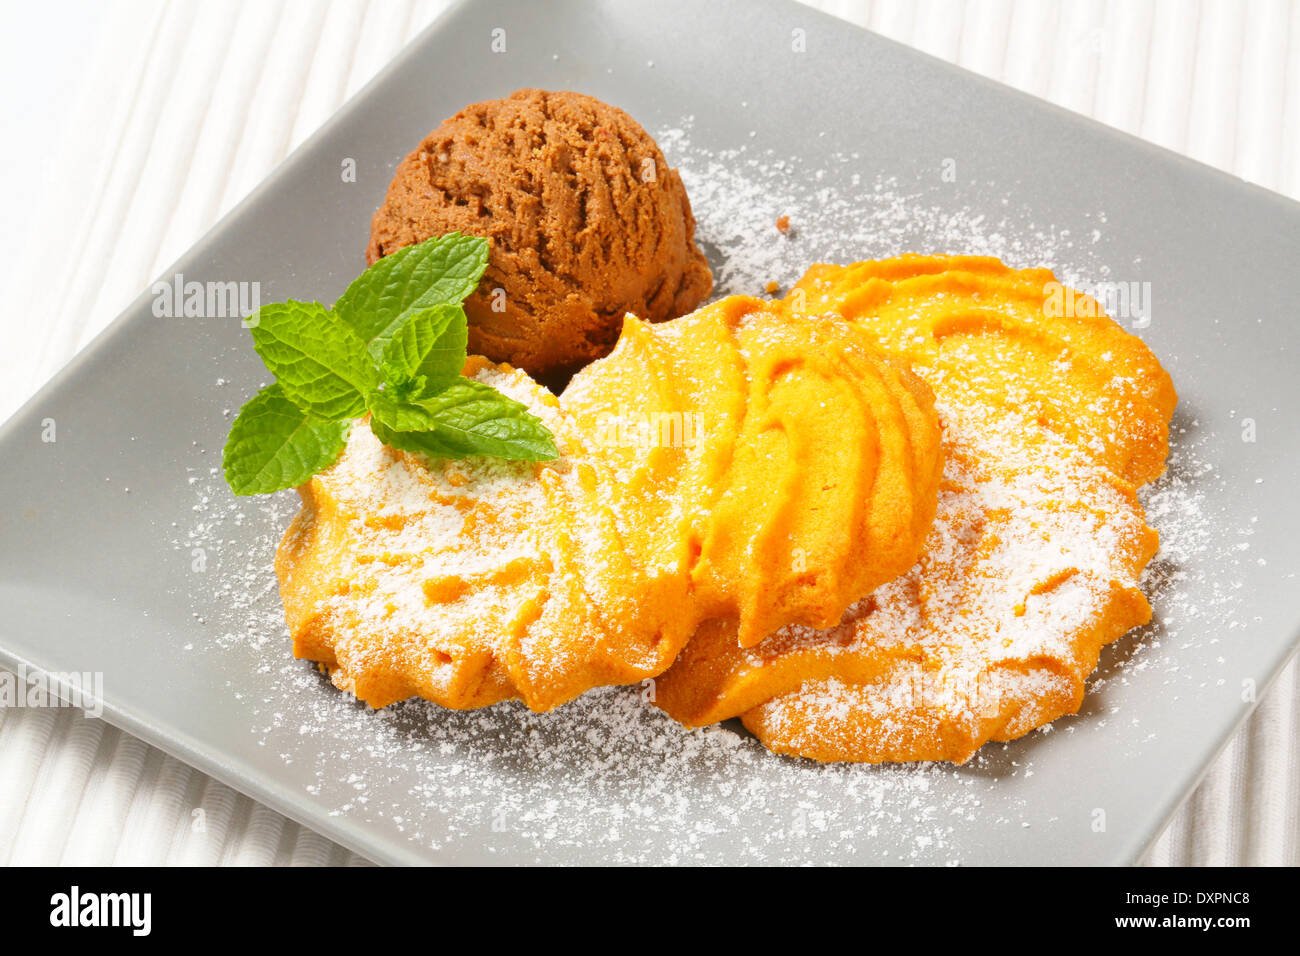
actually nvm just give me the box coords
[275,301,945,712]
[653,256,1177,762]
[230,88,1178,766]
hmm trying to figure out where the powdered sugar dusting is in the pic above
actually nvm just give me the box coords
[173,124,1240,865]
[745,399,1156,759]
[659,122,1097,297]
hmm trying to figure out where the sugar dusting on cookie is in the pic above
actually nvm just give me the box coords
[175,120,1242,865]
[741,399,1156,762]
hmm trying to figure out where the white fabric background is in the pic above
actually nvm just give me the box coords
[0,0,1296,866]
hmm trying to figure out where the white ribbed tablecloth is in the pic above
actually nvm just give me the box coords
[1,0,1296,866]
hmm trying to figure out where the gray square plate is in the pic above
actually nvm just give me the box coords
[2,0,1298,866]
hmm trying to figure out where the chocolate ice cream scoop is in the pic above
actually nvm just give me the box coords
[367,89,713,381]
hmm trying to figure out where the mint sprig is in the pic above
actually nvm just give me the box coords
[378,303,467,392]
[222,233,558,497]
[369,378,559,461]
[333,233,490,360]
[222,385,351,496]
[249,300,377,420]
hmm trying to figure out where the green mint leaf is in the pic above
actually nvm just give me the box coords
[222,384,350,495]
[367,387,445,436]
[379,303,468,391]
[369,417,467,461]
[369,378,558,462]
[248,300,377,420]
[333,233,489,361]
[385,373,430,403]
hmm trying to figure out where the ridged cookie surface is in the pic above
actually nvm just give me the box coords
[276,358,693,712]
[277,299,945,712]
[655,256,1177,763]
[562,296,944,649]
